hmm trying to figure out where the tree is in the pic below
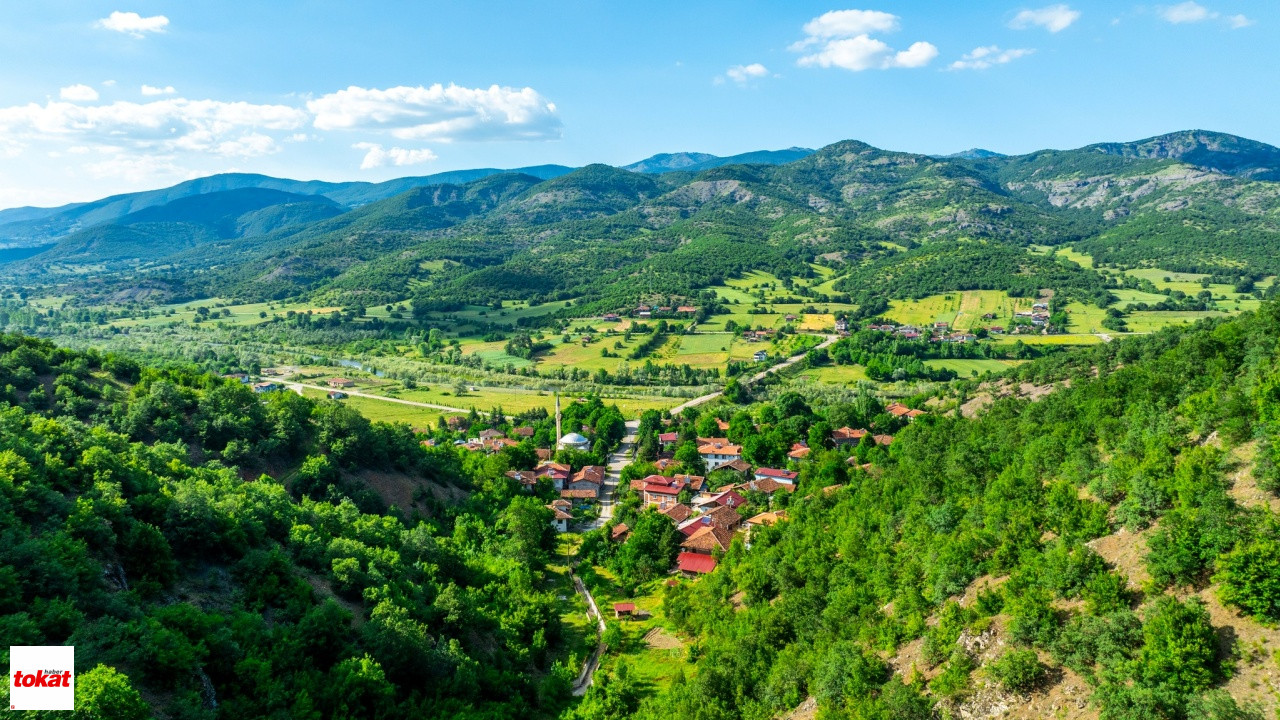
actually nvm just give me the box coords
[498,496,555,569]
[673,441,706,475]
[74,665,149,720]
[1139,596,1219,698]
[1216,533,1280,621]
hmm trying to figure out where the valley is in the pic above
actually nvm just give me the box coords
[5,129,1280,719]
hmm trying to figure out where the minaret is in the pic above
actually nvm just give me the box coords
[554,393,562,447]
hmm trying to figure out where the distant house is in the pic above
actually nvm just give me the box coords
[603,313,620,322]
[753,350,768,362]
[831,427,868,446]
[718,458,752,476]
[222,373,250,384]
[835,317,849,332]
[327,378,355,388]
[873,434,894,446]
[327,390,347,400]
[560,488,599,501]
[739,477,793,496]
[676,306,697,314]
[536,461,572,490]
[784,314,798,322]
[677,551,717,576]
[753,467,798,485]
[660,503,693,524]
[479,429,505,439]
[681,523,735,553]
[1032,302,1049,310]
[513,426,535,438]
[564,466,605,500]
[485,437,520,452]
[697,440,743,471]
[989,326,1005,334]
[505,470,539,491]
[611,523,630,543]
[547,504,572,533]
[886,402,926,420]
[252,381,279,394]
[613,602,636,618]
[715,418,730,432]
[641,475,686,507]
[787,443,811,460]
[657,431,679,447]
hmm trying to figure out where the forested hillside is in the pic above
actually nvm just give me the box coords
[0,333,629,718]
[4,130,1279,317]
[583,302,1280,720]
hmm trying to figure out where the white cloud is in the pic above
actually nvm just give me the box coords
[59,84,100,102]
[1160,1,1211,22]
[792,9,937,71]
[1009,4,1081,32]
[141,84,176,96]
[308,84,561,142]
[354,142,438,169]
[1158,2,1253,28]
[725,63,770,84]
[95,11,169,37]
[0,97,307,158]
[791,9,899,49]
[950,45,1035,70]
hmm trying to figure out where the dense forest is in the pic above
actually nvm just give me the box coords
[0,333,631,718]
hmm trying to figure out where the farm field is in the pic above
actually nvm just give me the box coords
[795,364,870,385]
[885,291,1034,331]
[109,297,349,329]
[1123,310,1233,333]
[991,333,1105,346]
[925,358,1025,376]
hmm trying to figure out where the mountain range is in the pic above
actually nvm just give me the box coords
[5,130,1280,313]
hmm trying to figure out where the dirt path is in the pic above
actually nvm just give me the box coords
[282,381,487,416]
[570,574,608,696]
[668,333,838,415]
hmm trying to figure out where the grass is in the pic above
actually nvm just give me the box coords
[796,364,869,384]
[925,358,1024,377]
[581,566,695,693]
[991,333,1104,346]
[1123,311,1232,333]
[1063,302,1108,334]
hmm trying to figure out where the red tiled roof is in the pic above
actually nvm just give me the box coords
[513,426,535,437]
[571,466,606,485]
[681,525,735,553]
[613,602,636,612]
[755,467,798,481]
[560,489,599,499]
[479,428,505,439]
[832,427,868,443]
[658,432,679,443]
[660,503,693,523]
[643,483,683,496]
[677,552,717,574]
[720,459,752,473]
[611,523,630,540]
[873,434,894,446]
[698,441,742,456]
[706,504,742,529]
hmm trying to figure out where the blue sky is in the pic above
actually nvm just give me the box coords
[0,1,1273,208]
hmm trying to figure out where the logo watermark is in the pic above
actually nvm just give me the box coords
[10,646,74,711]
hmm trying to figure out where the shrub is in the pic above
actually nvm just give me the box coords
[988,648,1045,692]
